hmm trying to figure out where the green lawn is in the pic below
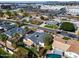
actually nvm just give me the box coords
[44,25,58,29]
[63,37,70,40]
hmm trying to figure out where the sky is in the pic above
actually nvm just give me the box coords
[0,0,79,2]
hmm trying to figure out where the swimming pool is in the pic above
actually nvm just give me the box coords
[46,54,61,58]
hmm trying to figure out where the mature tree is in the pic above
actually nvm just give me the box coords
[24,26,29,31]
[16,22,21,27]
[12,47,28,58]
[13,11,18,16]
[40,16,44,20]
[0,34,8,47]
[44,34,54,50]
[23,12,29,17]
[29,16,32,18]
[12,33,20,40]
[0,48,12,58]
[0,10,4,17]
[60,22,75,32]
[39,47,47,57]
[11,33,20,48]
[5,10,12,18]
[27,47,39,58]
[19,8,24,13]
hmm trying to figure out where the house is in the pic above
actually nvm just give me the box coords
[0,24,16,31]
[0,28,5,33]
[24,32,48,47]
[23,38,33,46]
[0,21,16,31]
[1,4,12,9]
[14,15,24,20]
[21,17,30,22]
[4,27,25,38]
[45,20,59,26]
[0,40,14,55]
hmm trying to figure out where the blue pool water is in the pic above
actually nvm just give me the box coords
[46,54,61,58]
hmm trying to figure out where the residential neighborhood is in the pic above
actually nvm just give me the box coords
[0,1,79,58]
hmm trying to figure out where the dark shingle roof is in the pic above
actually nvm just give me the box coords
[4,27,25,37]
[26,32,47,44]
[0,21,16,30]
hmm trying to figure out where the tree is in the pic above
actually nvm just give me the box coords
[27,47,39,58]
[23,12,29,17]
[12,33,20,40]
[39,47,47,57]
[12,47,28,58]
[40,16,44,20]
[24,26,29,31]
[0,34,8,47]
[44,34,54,50]
[11,33,20,48]
[16,22,21,27]
[60,22,75,32]
[29,16,32,18]
[19,8,24,13]
[0,10,4,17]
[13,11,18,16]
[63,37,70,44]
[0,48,12,58]
[5,10,12,18]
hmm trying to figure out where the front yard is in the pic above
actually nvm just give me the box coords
[44,24,58,29]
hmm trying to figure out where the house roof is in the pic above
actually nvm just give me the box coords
[45,20,59,25]
[26,32,47,44]
[0,24,16,30]
[23,39,33,46]
[4,27,25,37]
[0,21,16,30]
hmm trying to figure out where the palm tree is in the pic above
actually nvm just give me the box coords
[0,34,8,47]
